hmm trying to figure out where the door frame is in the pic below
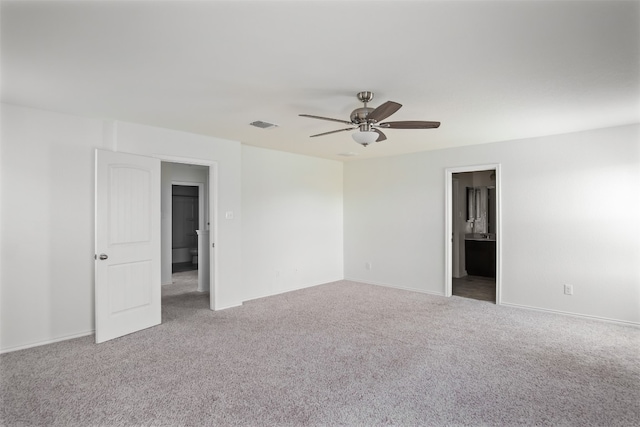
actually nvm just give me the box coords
[156,154,218,311]
[444,164,502,304]
[451,178,461,278]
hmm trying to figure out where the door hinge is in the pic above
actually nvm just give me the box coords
[212,243,215,248]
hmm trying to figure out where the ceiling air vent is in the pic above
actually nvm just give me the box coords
[250,120,278,129]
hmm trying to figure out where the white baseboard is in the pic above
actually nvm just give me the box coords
[242,277,345,304]
[500,302,640,327]
[0,330,95,354]
[242,284,315,304]
[343,277,446,297]
[213,302,243,311]
[346,279,638,326]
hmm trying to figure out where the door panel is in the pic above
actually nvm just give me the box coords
[95,150,161,343]
[109,166,152,244]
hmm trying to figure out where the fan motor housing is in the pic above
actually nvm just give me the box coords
[350,107,374,124]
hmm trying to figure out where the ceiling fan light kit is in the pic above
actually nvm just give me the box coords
[300,91,440,147]
[352,131,379,146]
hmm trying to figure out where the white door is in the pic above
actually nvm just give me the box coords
[95,149,161,343]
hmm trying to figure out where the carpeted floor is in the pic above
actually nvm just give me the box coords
[162,269,201,297]
[1,280,639,426]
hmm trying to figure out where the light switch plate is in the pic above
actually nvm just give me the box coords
[225,211,234,220]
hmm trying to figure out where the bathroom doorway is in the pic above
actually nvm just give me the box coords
[171,184,199,274]
[168,184,200,297]
[445,165,501,304]
[161,161,212,301]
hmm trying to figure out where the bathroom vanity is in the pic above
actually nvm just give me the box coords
[465,234,496,277]
[465,184,497,278]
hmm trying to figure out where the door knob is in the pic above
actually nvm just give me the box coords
[99,254,108,260]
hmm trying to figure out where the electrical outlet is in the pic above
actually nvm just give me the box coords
[365,262,372,271]
[564,284,573,295]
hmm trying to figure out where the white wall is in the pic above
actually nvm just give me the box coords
[1,104,106,351]
[344,124,640,324]
[242,145,344,301]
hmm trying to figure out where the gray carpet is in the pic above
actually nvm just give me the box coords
[162,270,200,297]
[1,281,639,426]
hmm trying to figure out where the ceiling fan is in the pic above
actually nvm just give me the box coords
[299,91,440,147]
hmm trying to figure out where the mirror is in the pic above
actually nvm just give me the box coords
[466,186,495,234]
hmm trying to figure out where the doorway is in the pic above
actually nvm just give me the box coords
[171,184,199,274]
[166,184,201,297]
[445,165,501,304]
[161,161,213,305]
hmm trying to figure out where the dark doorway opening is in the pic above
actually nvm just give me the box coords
[172,185,199,273]
[451,170,497,303]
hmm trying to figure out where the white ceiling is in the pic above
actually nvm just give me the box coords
[2,0,639,161]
